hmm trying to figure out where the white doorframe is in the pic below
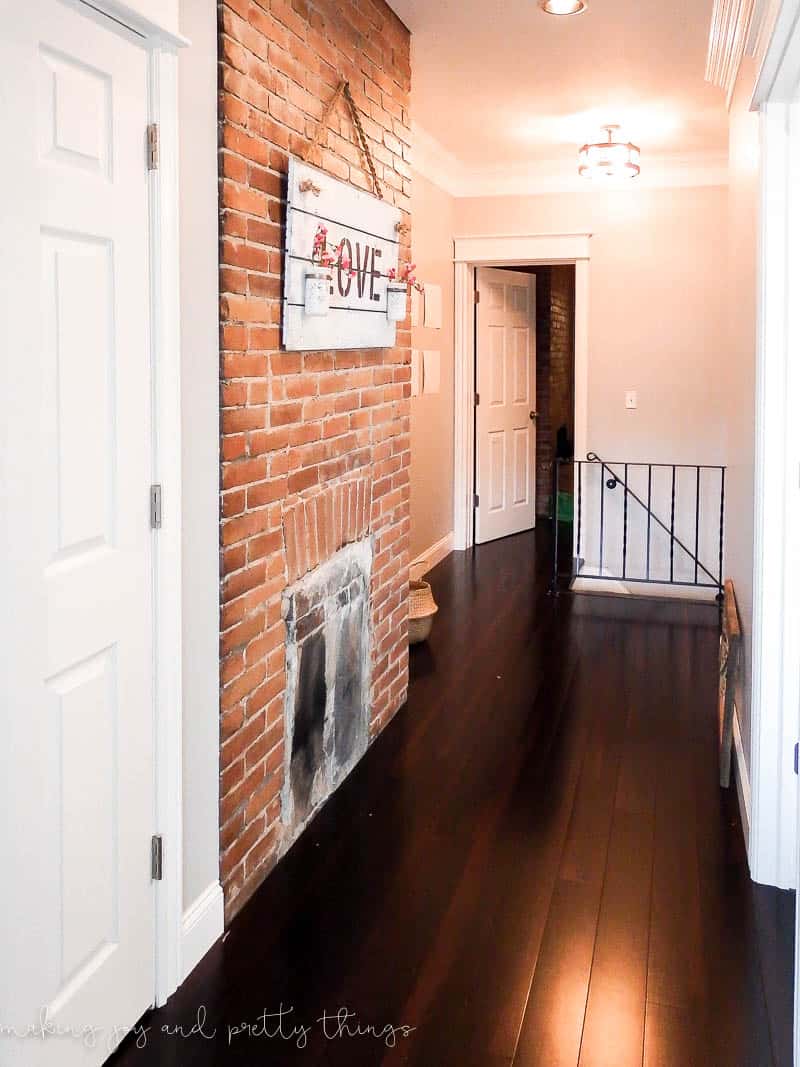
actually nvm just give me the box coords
[749,3,800,1062]
[453,233,591,550]
[81,0,187,1008]
[148,44,185,1008]
[749,95,800,895]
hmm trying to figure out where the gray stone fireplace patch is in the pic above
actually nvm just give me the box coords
[281,538,372,838]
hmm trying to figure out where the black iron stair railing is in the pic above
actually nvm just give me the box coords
[549,453,725,598]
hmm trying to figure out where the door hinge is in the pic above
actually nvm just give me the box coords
[147,123,159,171]
[150,484,162,529]
[473,493,479,508]
[474,290,480,304]
[794,743,798,775]
[151,835,163,881]
[474,393,480,406]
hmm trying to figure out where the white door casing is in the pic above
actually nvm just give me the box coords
[475,268,537,544]
[452,233,591,551]
[0,3,158,1062]
[748,1,800,1062]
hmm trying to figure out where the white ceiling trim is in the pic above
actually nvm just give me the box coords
[751,0,800,105]
[705,0,757,106]
[453,232,592,263]
[747,0,783,59]
[413,122,729,199]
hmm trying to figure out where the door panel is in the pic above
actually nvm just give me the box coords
[489,432,506,512]
[43,232,115,557]
[513,427,531,505]
[1,3,155,1063]
[475,269,537,544]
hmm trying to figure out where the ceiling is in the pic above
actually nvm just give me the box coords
[387,0,729,190]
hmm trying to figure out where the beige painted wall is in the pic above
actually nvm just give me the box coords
[455,186,729,467]
[724,57,761,764]
[410,172,456,561]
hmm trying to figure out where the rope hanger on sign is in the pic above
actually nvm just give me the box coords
[301,79,384,201]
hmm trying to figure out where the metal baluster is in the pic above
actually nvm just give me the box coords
[577,461,583,569]
[599,462,605,576]
[694,466,701,585]
[622,462,629,580]
[669,465,676,583]
[646,465,652,581]
[550,460,559,594]
[718,467,726,592]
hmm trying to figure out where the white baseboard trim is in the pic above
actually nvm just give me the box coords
[411,531,454,577]
[572,567,718,602]
[571,566,630,596]
[181,881,224,983]
[732,705,752,858]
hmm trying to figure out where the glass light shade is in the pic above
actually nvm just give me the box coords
[539,0,587,12]
[578,129,641,179]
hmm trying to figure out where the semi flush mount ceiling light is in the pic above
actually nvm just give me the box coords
[578,125,641,179]
[539,0,588,14]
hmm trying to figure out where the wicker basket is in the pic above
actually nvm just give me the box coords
[409,579,438,644]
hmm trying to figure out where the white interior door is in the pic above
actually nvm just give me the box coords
[1,3,156,1063]
[475,268,537,544]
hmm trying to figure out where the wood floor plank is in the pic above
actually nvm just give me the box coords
[644,624,706,1058]
[557,621,626,889]
[644,1002,701,1067]
[513,878,600,1067]
[577,809,655,1067]
[753,884,796,1067]
[513,615,635,1066]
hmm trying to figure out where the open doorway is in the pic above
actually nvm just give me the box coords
[472,264,576,545]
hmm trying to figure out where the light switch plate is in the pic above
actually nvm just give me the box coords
[625,390,638,410]
[423,349,440,394]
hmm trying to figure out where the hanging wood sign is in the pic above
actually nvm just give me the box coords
[282,157,402,351]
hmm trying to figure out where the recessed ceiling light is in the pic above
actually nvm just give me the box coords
[538,0,588,14]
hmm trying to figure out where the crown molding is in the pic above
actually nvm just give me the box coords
[751,0,800,105]
[412,123,728,199]
[747,0,784,65]
[705,0,769,106]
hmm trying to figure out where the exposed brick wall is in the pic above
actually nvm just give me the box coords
[534,266,575,516]
[535,271,552,516]
[549,266,575,462]
[217,0,412,921]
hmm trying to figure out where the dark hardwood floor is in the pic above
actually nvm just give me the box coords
[111,528,794,1066]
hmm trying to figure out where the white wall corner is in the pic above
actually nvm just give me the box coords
[181,881,224,983]
[411,122,469,196]
[411,531,454,577]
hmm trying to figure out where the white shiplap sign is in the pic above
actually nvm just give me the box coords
[283,157,402,351]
